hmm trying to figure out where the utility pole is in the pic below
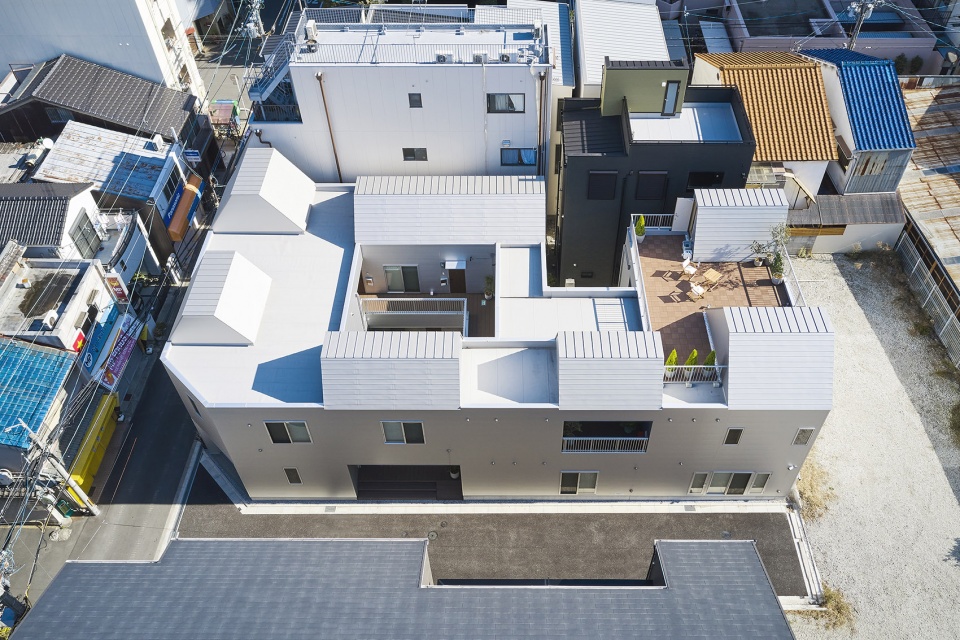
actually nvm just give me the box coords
[846,1,876,50]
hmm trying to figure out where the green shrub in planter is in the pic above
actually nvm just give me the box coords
[634,215,646,237]
[684,349,699,367]
[665,349,678,376]
[772,251,784,278]
[704,350,716,367]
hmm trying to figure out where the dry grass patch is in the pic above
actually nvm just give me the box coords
[793,585,855,630]
[796,457,835,520]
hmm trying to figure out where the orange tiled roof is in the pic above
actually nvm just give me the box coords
[694,52,837,162]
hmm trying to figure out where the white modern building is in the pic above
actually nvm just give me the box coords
[162,148,834,501]
[0,0,205,97]
[247,5,572,183]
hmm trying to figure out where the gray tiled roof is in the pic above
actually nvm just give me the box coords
[0,55,196,138]
[13,539,794,640]
[0,183,92,246]
[562,99,626,156]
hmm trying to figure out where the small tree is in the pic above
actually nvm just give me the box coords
[634,214,646,237]
[704,350,717,367]
[909,55,924,75]
[484,274,495,295]
[769,222,788,257]
[665,349,678,375]
[771,251,784,278]
[684,349,699,367]
[894,53,909,75]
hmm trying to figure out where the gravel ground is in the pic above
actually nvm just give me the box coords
[788,253,960,638]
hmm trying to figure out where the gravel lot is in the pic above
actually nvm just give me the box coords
[788,253,960,638]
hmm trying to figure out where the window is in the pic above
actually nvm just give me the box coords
[45,107,73,124]
[161,171,180,203]
[724,428,743,445]
[382,421,425,444]
[635,172,668,200]
[662,80,681,116]
[686,171,724,190]
[408,93,422,108]
[402,148,428,161]
[706,472,753,495]
[500,148,537,166]
[265,421,311,444]
[384,266,420,292]
[284,468,302,485]
[689,472,709,495]
[70,209,100,258]
[793,428,815,446]
[587,171,618,200]
[487,93,525,113]
[560,471,598,495]
[748,473,771,495]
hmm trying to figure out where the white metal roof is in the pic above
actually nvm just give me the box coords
[214,148,315,234]
[170,251,272,346]
[724,306,833,334]
[354,176,545,245]
[695,189,789,208]
[504,0,575,86]
[161,185,355,406]
[557,330,663,359]
[460,347,558,406]
[322,331,461,359]
[575,0,670,87]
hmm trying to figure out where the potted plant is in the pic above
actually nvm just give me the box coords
[683,349,699,385]
[484,274,495,300]
[664,349,678,379]
[771,251,784,285]
[750,240,766,267]
[634,215,646,244]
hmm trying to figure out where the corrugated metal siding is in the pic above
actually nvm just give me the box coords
[354,177,545,244]
[845,150,912,194]
[321,331,461,409]
[576,0,669,87]
[722,307,834,410]
[556,331,663,410]
[691,190,788,262]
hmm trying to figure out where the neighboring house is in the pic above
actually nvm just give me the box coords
[0,0,205,97]
[800,49,916,194]
[13,538,795,639]
[0,55,213,162]
[161,147,833,502]
[557,62,755,286]
[788,193,906,254]
[248,5,570,182]
[692,52,837,208]
[0,183,100,260]
[663,0,938,71]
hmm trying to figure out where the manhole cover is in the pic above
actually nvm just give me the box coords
[427,531,438,540]
[324,506,336,513]
[721,531,732,540]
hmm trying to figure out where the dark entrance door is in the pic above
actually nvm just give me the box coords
[449,269,466,294]
[355,465,464,500]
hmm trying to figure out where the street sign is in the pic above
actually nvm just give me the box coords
[183,149,201,163]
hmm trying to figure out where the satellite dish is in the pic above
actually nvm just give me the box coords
[41,138,54,150]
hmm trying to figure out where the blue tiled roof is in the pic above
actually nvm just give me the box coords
[0,339,75,449]
[803,49,916,151]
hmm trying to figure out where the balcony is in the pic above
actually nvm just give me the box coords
[252,103,302,123]
[664,364,727,386]
[357,293,494,337]
[562,437,649,453]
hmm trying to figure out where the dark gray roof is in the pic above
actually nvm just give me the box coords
[606,58,688,70]
[13,539,794,640]
[0,55,196,138]
[789,193,905,226]
[562,100,626,156]
[0,182,92,246]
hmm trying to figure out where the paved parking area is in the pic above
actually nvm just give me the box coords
[179,467,807,596]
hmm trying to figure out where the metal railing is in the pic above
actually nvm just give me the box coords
[663,364,726,386]
[781,250,807,308]
[562,437,649,453]
[633,213,675,230]
[252,103,302,122]
[361,298,466,314]
[360,297,468,333]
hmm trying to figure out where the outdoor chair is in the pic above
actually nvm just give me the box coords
[687,283,705,302]
[680,259,698,280]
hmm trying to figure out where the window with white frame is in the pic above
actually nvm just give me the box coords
[487,93,525,113]
[793,428,814,446]
[501,148,537,166]
[384,265,420,292]
[748,473,771,495]
[284,468,302,484]
[723,428,743,445]
[690,471,764,496]
[560,471,598,495]
[161,170,181,204]
[265,421,311,444]
[382,421,425,444]
[69,209,100,259]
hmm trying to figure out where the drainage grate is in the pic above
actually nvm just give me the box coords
[427,531,439,541]
[684,505,696,512]
[324,506,336,513]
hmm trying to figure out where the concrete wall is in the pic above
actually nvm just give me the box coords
[177,398,828,500]
[811,222,904,253]
[251,63,550,183]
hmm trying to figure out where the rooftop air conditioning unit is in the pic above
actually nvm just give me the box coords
[304,19,318,42]
[473,52,488,64]
[42,310,59,330]
[499,50,516,63]
[435,51,454,64]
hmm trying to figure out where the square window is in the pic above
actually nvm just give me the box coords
[284,467,302,485]
[382,421,425,444]
[382,421,405,443]
[749,473,771,494]
[500,148,537,166]
[689,472,709,494]
[793,428,815,446]
[287,421,311,443]
[487,93,525,113]
[402,148,428,161]
[266,422,291,444]
[724,428,743,445]
[403,421,425,444]
[408,93,422,108]
[266,421,311,444]
[384,266,420,293]
[560,471,598,495]
[635,173,667,200]
[587,171,618,200]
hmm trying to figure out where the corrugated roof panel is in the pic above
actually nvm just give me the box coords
[0,338,75,449]
[576,0,670,87]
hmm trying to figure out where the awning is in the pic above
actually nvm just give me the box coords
[168,173,204,242]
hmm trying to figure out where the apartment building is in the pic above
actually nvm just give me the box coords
[248,5,573,183]
[0,0,205,97]
[161,147,834,502]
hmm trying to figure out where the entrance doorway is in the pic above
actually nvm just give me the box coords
[449,269,466,294]
[352,465,464,500]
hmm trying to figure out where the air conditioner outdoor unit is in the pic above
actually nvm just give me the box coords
[42,310,59,330]
[304,19,318,41]
[86,289,98,306]
[564,278,576,287]
[74,311,87,329]
[473,52,488,64]
[499,51,515,63]
[435,51,454,63]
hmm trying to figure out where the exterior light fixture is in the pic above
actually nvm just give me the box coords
[787,464,797,471]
